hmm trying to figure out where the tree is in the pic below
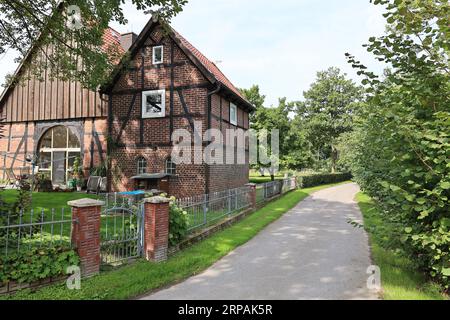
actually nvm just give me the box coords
[0,0,187,90]
[251,97,295,180]
[346,0,450,287]
[240,85,266,122]
[295,67,363,173]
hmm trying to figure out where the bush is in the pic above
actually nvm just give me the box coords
[0,247,79,285]
[297,172,352,188]
[168,199,189,247]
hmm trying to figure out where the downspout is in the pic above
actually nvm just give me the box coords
[107,93,113,192]
[205,82,222,195]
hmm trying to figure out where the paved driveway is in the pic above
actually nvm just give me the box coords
[142,183,379,300]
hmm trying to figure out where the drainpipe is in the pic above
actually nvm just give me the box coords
[205,82,222,195]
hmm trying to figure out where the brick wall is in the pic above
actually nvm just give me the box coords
[109,25,251,197]
[0,118,107,181]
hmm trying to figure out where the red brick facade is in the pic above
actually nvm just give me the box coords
[106,19,253,198]
[69,199,104,277]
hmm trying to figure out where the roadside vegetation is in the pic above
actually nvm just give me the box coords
[1,182,347,300]
[357,193,448,300]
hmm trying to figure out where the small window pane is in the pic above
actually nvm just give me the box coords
[39,130,52,149]
[53,126,68,148]
[68,129,80,148]
[137,158,147,174]
[146,93,162,114]
[142,90,165,118]
[166,159,176,175]
[230,103,237,125]
[153,46,163,64]
[39,152,52,169]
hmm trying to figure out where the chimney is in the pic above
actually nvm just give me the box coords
[120,32,138,51]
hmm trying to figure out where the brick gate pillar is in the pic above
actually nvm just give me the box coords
[246,183,257,209]
[143,196,170,262]
[68,198,105,277]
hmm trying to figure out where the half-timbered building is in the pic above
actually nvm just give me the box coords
[0,15,254,197]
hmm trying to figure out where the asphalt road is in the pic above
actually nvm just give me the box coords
[142,183,379,300]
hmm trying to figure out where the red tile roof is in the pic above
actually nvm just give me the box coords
[172,29,246,101]
[102,27,125,63]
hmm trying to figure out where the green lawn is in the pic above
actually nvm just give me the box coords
[1,190,98,213]
[0,191,131,252]
[2,182,347,300]
[356,192,448,300]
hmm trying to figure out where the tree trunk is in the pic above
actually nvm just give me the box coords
[331,145,338,173]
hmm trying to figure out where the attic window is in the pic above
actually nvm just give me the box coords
[152,46,163,64]
[142,90,166,118]
[230,103,238,126]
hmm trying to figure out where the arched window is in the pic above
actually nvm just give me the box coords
[137,157,147,175]
[165,158,176,175]
[37,126,81,185]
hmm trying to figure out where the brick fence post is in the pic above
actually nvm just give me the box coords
[143,196,170,262]
[246,183,257,209]
[68,198,105,277]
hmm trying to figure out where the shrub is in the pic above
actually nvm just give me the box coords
[297,172,352,188]
[0,247,79,285]
[168,198,189,247]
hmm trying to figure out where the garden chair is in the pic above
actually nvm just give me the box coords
[99,177,107,194]
[86,176,101,194]
[4,168,19,189]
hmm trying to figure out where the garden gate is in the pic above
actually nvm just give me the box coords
[99,194,145,266]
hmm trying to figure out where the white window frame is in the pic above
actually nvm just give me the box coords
[142,89,166,118]
[152,45,164,65]
[165,158,176,175]
[137,157,147,175]
[230,102,238,126]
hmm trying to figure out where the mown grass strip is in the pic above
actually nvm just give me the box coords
[356,192,448,301]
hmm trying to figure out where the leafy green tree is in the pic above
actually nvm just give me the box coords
[346,0,450,287]
[295,67,363,173]
[240,85,266,122]
[0,0,187,90]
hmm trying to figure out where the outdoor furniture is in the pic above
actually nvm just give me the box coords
[4,168,19,189]
[99,177,107,193]
[86,176,107,194]
[86,176,101,194]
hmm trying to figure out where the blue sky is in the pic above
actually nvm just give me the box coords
[0,0,387,107]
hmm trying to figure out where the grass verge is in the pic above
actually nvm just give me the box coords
[2,182,347,300]
[356,192,448,300]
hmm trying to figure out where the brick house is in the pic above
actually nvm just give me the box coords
[0,15,254,198]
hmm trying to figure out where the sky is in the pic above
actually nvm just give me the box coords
[0,0,387,107]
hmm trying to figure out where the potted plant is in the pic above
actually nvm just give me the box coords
[72,156,84,192]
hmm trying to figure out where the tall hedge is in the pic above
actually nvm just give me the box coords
[297,173,352,188]
[345,0,450,288]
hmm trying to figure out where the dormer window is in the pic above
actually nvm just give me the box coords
[230,102,238,126]
[142,90,166,118]
[152,46,163,64]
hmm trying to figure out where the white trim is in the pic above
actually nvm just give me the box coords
[142,89,166,118]
[152,45,164,65]
[230,102,238,126]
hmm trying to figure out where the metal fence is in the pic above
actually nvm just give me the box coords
[256,177,297,204]
[98,193,144,266]
[177,177,297,233]
[0,208,74,258]
[176,186,253,232]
